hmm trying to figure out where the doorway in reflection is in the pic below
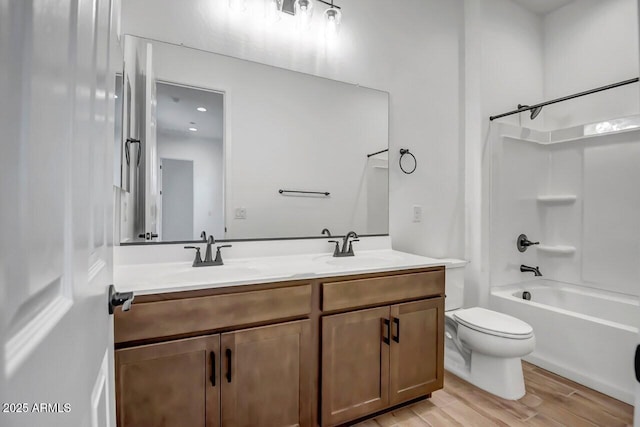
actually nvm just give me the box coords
[156,82,224,241]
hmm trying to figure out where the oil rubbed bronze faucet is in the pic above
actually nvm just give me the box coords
[327,231,359,257]
[185,236,232,267]
[520,265,542,277]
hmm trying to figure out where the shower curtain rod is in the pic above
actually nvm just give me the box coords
[489,77,640,121]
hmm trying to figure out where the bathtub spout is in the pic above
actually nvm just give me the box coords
[520,265,542,276]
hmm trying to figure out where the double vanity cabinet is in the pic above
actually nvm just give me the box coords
[114,265,445,427]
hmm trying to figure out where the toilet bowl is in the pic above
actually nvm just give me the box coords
[440,260,535,399]
[444,307,535,399]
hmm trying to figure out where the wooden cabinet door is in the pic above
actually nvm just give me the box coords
[116,335,220,427]
[321,306,391,426]
[220,320,312,427]
[389,297,444,405]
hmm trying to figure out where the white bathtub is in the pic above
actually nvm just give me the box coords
[491,279,639,404]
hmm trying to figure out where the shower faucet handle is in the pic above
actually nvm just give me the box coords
[517,234,539,252]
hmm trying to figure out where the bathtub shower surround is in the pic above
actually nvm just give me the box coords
[488,118,640,404]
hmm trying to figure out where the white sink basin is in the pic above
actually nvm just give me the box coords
[313,254,402,268]
[163,265,264,284]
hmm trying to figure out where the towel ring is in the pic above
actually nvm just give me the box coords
[399,148,416,174]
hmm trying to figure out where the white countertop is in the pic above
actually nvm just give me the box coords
[114,249,462,295]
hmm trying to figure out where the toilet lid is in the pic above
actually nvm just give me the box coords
[453,307,533,339]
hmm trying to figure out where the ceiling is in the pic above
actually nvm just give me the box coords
[512,0,575,15]
[156,82,224,140]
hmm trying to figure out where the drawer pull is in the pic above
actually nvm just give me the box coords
[392,317,400,343]
[226,349,232,383]
[381,318,390,345]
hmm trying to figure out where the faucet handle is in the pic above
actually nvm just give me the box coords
[347,239,360,254]
[328,240,340,256]
[184,246,203,266]
[214,245,232,264]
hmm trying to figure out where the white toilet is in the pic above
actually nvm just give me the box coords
[443,261,535,400]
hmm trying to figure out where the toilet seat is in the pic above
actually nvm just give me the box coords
[452,307,533,340]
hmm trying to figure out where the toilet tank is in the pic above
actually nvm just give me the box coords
[441,259,467,311]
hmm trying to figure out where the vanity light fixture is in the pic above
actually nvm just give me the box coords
[196,107,207,112]
[229,0,343,37]
[292,0,342,35]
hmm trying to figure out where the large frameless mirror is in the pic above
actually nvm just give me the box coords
[117,35,389,243]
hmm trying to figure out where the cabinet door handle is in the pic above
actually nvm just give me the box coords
[381,318,390,345]
[226,349,232,383]
[210,351,216,387]
[392,317,400,343]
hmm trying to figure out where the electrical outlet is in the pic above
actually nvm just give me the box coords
[235,207,247,219]
[413,205,422,223]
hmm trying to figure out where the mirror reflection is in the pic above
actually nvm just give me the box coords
[157,84,224,241]
[118,35,389,243]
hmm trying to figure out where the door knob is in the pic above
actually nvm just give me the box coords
[108,284,135,314]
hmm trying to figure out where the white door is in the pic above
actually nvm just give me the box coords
[161,158,195,241]
[1,0,122,426]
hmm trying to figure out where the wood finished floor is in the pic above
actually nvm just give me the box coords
[353,362,634,427]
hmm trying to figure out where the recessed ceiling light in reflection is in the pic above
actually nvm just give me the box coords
[189,127,198,132]
[197,107,207,112]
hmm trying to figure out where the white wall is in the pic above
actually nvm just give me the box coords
[477,0,545,130]
[122,0,466,256]
[157,131,225,239]
[464,0,545,307]
[544,0,639,129]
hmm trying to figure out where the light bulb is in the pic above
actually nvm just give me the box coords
[324,7,341,40]
[295,0,314,30]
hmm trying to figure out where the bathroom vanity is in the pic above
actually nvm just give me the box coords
[112,32,442,427]
[113,247,446,427]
